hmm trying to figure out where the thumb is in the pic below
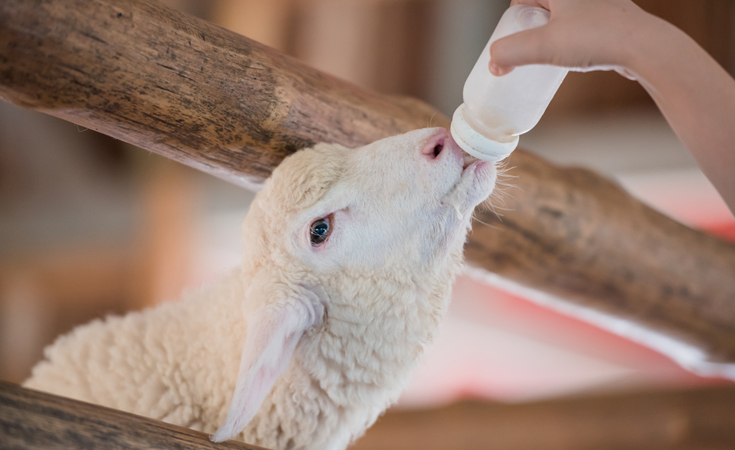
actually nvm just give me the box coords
[490,26,553,75]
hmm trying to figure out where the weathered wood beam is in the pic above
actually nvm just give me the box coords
[0,381,263,449]
[1,0,735,369]
[4,380,735,450]
[353,384,735,450]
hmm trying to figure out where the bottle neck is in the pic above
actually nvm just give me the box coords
[461,105,518,144]
[451,104,519,162]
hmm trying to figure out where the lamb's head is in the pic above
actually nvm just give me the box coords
[212,128,496,443]
[244,127,495,279]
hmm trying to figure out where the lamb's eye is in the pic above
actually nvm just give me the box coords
[310,217,331,246]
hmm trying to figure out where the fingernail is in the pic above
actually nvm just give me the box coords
[489,60,501,75]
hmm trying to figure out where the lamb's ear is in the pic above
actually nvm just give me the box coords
[211,285,324,443]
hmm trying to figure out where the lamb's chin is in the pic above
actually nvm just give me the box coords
[466,160,497,207]
[440,160,496,220]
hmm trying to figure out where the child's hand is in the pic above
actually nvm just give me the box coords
[489,0,651,77]
[488,0,735,214]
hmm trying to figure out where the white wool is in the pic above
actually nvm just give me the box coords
[24,128,496,450]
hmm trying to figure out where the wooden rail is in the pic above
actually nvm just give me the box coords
[1,0,735,368]
[3,380,734,450]
[0,381,264,449]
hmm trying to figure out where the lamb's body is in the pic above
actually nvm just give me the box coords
[27,267,456,449]
[25,128,495,450]
[26,271,247,434]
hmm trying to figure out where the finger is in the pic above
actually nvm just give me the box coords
[489,59,514,76]
[490,26,554,69]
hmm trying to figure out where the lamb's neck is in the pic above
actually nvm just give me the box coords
[296,277,452,408]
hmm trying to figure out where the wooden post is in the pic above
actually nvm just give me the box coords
[1,0,735,368]
[0,381,263,449]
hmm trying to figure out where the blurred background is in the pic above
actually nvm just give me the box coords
[1,0,735,448]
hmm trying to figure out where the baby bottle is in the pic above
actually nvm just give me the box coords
[451,5,568,161]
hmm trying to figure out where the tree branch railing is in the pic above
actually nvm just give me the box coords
[1,0,735,373]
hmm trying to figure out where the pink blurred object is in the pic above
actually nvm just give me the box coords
[397,168,734,407]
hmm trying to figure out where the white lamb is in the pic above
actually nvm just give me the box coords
[24,127,496,450]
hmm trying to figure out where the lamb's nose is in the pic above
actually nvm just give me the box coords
[421,130,448,161]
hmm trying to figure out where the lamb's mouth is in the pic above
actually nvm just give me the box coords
[462,152,478,170]
[439,133,495,219]
[441,159,486,220]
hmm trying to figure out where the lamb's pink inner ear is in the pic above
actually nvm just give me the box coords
[211,299,318,443]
